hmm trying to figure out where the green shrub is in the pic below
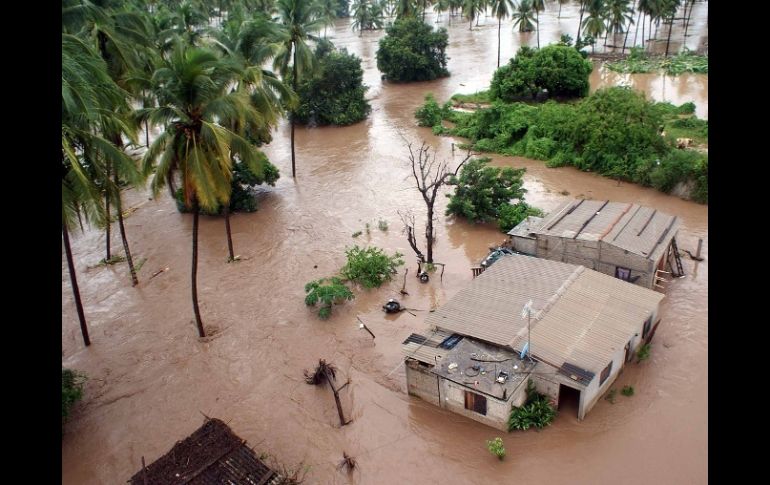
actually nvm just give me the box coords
[621,385,635,397]
[340,246,404,288]
[498,202,544,233]
[62,368,86,427]
[304,277,354,320]
[415,94,451,127]
[605,389,617,404]
[649,149,705,193]
[446,158,528,223]
[175,152,279,214]
[490,45,593,101]
[637,343,652,362]
[508,379,557,431]
[486,437,506,460]
[293,43,370,126]
[378,219,388,231]
[376,18,449,82]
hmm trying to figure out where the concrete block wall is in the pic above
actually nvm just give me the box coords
[511,236,536,255]
[405,360,440,406]
[439,379,526,432]
[531,374,560,406]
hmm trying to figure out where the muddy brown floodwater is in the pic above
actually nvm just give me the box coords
[62,4,707,484]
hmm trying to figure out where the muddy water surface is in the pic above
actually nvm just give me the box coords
[62,5,707,484]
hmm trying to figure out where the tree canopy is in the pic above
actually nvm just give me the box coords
[376,17,449,82]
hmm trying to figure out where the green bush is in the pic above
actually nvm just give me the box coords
[489,45,593,101]
[293,43,371,126]
[304,277,354,320]
[445,158,528,224]
[62,368,86,428]
[649,149,704,193]
[415,93,451,127]
[637,343,652,362]
[605,388,617,404]
[376,18,449,82]
[508,380,556,431]
[486,437,506,460]
[175,152,279,214]
[340,246,404,288]
[498,202,544,233]
[621,385,635,397]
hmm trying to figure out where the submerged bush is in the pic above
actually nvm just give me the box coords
[340,246,404,288]
[490,45,593,101]
[376,18,449,82]
[293,42,371,126]
[446,158,527,223]
[415,93,452,127]
[498,202,544,233]
[304,277,354,320]
[486,437,506,460]
[62,368,86,430]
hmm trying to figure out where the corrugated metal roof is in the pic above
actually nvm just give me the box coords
[421,253,664,379]
[424,255,580,347]
[401,329,455,365]
[507,216,545,238]
[534,199,679,259]
[511,268,664,374]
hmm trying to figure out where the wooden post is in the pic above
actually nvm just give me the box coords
[141,456,148,485]
[695,238,703,259]
[325,369,349,427]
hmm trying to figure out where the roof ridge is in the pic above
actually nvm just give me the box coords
[533,265,585,322]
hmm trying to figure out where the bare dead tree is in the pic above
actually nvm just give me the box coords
[303,359,352,427]
[399,139,474,265]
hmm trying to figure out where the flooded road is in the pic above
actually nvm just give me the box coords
[62,4,707,484]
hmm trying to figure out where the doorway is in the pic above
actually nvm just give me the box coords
[558,384,581,417]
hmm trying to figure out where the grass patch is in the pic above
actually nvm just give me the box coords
[637,343,652,362]
[606,48,708,76]
[98,254,126,266]
[451,90,491,105]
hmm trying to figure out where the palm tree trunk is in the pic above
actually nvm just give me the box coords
[558,2,562,18]
[145,119,150,148]
[641,12,645,47]
[113,170,138,286]
[497,17,502,67]
[291,46,297,179]
[191,196,205,338]
[224,203,235,261]
[633,10,641,47]
[683,0,694,42]
[469,16,472,31]
[536,9,540,48]
[576,2,585,45]
[105,185,111,261]
[665,15,673,56]
[622,23,631,53]
[63,222,91,346]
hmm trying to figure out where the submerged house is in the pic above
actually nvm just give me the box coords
[506,199,683,290]
[403,254,664,430]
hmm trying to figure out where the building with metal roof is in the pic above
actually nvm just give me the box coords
[403,254,664,426]
[506,199,683,290]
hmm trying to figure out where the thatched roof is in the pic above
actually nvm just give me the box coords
[129,418,278,485]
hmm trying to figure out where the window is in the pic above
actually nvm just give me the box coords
[615,266,632,281]
[599,362,613,386]
[642,316,653,339]
[464,391,487,415]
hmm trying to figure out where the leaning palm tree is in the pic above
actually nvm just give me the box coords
[512,0,537,33]
[490,0,514,67]
[532,0,544,48]
[140,42,268,338]
[62,33,138,346]
[273,0,325,179]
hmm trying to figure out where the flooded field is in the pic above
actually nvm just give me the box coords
[62,3,707,484]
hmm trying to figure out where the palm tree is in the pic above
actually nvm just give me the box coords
[557,0,569,18]
[141,43,268,337]
[209,15,294,261]
[532,0,544,48]
[637,0,654,51]
[661,0,681,56]
[317,0,339,37]
[606,0,634,49]
[581,0,607,52]
[62,33,139,346]
[395,0,418,18]
[435,0,450,21]
[274,0,325,179]
[490,0,514,66]
[512,0,537,33]
[463,0,481,30]
[576,0,586,45]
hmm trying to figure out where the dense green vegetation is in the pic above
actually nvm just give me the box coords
[304,277,355,319]
[340,246,404,288]
[445,158,542,232]
[490,45,593,100]
[293,41,371,126]
[376,17,449,82]
[421,87,708,203]
[62,369,86,430]
[415,94,452,127]
[508,380,557,431]
[486,437,506,460]
[607,48,708,75]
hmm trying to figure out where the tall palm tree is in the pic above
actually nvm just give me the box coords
[532,0,544,48]
[210,14,294,261]
[273,0,325,179]
[490,0,514,66]
[557,0,569,18]
[576,0,586,45]
[62,33,139,346]
[606,0,634,49]
[512,0,537,33]
[317,0,339,37]
[140,43,267,337]
[463,0,481,30]
[435,0,450,21]
[581,0,607,52]
[637,0,654,50]
[395,0,418,18]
